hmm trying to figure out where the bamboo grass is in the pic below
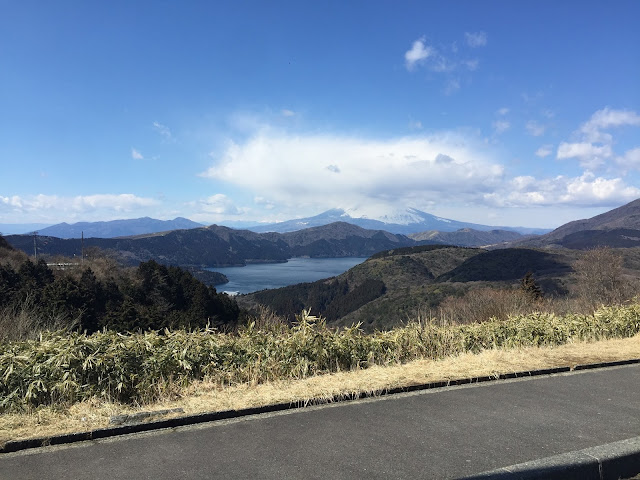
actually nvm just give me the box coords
[2,303,640,412]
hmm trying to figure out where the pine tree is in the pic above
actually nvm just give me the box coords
[520,271,542,301]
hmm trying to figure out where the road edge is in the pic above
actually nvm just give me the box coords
[464,436,640,480]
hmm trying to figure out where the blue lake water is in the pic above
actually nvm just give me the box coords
[206,257,367,295]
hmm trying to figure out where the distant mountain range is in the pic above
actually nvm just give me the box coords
[36,217,204,239]
[5,199,640,267]
[515,198,640,249]
[6,199,640,262]
[1,207,548,240]
[247,208,550,235]
[5,222,423,267]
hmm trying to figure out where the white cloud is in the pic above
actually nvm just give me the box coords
[535,145,553,158]
[281,109,296,117]
[153,121,173,141]
[497,107,509,116]
[616,147,640,170]
[254,196,276,210]
[581,107,640,142]
[557,142,613,169]
[405,37,435,70]
[201,130,504,212]
[0,194,159,219]
[405,34,484,94]
[557,142,612,159]
[408,119,423,130]
[191,194,242,215]
[526,121,546,137]
[484,172,640,208]
[493,120,510,134]
[556,107,640,170]
[572,107,640,146]
[131,148,144,160]
[0,196,24,208]
[465,31,487,48]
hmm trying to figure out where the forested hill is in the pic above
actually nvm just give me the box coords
[0,235,12,251]
[239,245,576,331]
[5,222,423,267]
[0,239,240,336]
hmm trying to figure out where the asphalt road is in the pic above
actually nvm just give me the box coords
[2,364,639,480]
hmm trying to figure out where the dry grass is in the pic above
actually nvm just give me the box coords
[2,333,638,447]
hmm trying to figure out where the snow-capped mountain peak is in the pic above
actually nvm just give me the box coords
[246,207,550,235]
[343,206,428,225]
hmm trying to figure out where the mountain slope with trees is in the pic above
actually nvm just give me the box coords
[0,240,240,340]
[515,198,640,249]
[240,245,580,330]
[241,243,640,331]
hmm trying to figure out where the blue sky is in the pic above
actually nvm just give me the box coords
[1,0,639,229]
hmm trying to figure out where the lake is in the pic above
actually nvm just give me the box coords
[206,257,367,295]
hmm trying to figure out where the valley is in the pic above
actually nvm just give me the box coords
[4,198,640,334]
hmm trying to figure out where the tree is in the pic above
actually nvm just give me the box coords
[520,271,543,301]
[572,247,628,308]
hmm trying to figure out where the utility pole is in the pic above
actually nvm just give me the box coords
[81,231,84,265]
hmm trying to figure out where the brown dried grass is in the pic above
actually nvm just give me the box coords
[2,333,638,447]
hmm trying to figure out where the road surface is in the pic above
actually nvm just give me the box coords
[1,364,639,479]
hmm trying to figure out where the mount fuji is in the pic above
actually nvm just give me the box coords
[246,208,550,235]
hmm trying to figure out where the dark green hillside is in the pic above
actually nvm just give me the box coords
[250,277,386,322]
[0,235,13,251]
[437,248,572,282]
[240,246,481,329]
[239,245,592,331]
[559,228,640,249]
[369,244,459,259]
[352,246,481,288]
[334,283,461,330]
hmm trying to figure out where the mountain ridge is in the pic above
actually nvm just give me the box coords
[4,222,423,267]
[37,217,205,239]
[246,208,550,235]
[513,198,640,249]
